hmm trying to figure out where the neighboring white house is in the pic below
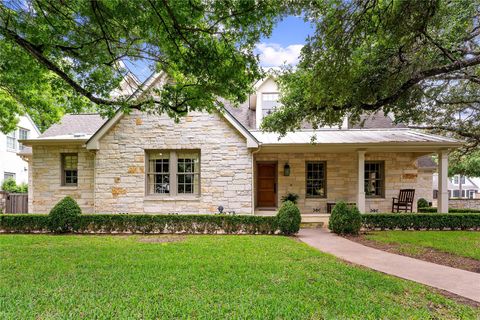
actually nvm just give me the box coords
[433,173,480,199]
[0,115,40,186]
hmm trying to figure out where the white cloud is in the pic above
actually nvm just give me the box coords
[256,43,303,67]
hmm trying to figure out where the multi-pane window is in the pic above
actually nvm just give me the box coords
[62,154,78,186]
[453,175,465,184]
[18,128,29,150]
[365,161,384,197]
[262,92,280,117]
[177,152,199,194]
[4,172,15,181]
[306,161,326,197]
[6,130,16,150]
[148,152,170,194]
[146,150,200,196]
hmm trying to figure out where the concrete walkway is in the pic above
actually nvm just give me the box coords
[298,228,480,303]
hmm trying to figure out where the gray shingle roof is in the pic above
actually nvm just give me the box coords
[39,114,107,138]
[224,101,255,129]
[350,111,406,129]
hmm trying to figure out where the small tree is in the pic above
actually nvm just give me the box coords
[276,201,301,235]
[328,202,362,235]
[1,178,17,192]
[1,178,28,193]
[48,196,81,233]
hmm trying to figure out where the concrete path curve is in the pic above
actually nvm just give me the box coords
[298,228,480,303]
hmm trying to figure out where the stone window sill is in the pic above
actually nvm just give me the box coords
[144,195,200,202]
[58,186,78,190]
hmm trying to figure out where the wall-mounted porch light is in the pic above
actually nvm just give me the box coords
[284,162,291,176]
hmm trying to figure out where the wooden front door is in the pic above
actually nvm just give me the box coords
[257,163,277,208]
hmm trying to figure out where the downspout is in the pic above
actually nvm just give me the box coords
[251,144,262,215]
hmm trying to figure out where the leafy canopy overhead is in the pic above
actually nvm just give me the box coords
[262,0,480,150]
[0,0,286,132]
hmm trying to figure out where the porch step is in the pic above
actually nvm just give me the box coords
[301,222,325,229]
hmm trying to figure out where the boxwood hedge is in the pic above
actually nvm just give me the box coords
[0,214,279,234]
[362,213,480,230]
[418,207,480,213]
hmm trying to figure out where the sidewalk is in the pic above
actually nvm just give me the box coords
[298,228,480,303]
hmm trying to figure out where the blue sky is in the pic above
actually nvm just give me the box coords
[125,16,313,82]
[256,15,314,67]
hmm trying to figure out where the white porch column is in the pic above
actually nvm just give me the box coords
[357,150,366,213]
[438,150,449,213]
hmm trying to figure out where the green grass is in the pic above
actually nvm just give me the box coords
[0,235,478,319]
[365,231,480,260]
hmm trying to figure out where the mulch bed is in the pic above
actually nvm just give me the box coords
[344,234,480,274]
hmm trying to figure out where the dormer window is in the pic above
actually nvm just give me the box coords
[262,92,280,117]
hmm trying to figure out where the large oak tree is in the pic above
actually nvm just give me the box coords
[0,0,285,132]
[263,0,480,152]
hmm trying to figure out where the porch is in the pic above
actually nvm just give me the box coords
[252,148,451,216]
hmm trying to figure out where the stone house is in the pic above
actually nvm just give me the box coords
[21,74,460,221]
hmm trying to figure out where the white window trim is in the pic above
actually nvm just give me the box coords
[18,128,29,150]
[6,130,17,152]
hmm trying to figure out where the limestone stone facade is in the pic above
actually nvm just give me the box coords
[92,111,253,214]
[29,111,254,214]
[30,145,95,213]
[255,151,426,213]
[29,109,440,215]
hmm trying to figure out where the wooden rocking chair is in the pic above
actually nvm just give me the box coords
[392,189,415,213]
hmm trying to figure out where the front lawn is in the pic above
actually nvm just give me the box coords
[0,235,478,319]
[364,231,480,260]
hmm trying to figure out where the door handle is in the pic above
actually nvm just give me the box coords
[274,183,277,194]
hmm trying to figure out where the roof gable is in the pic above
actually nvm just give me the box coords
[86,108,258,150]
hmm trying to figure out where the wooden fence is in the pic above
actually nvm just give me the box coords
[5,193,28,213]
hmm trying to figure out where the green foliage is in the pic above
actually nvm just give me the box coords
[417,198,429,209]
[362,214,480,231]
[418,207,480,213]
[1,178,27,193]
[262,0,480,150]
[1,178,16,192]
[48,196,82,233]
[449,150,480,177]
[328,201,362,235]
[0,214,50,232]
[0,1,287,132]
[1,213,278,234]
[276,201,301,235]
[281,192,299,204]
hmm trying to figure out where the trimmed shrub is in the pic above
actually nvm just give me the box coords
[362,213,480,230]
[276,201,301,235]
[48,196,82,233]
[1,214,278,234]
[417,198,429,209]
[328,202,362,235]
[418,207,480,213]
